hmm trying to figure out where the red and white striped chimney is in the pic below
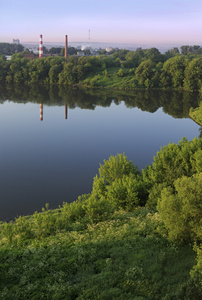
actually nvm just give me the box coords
[39,34,43,58]
[40,104,43,121]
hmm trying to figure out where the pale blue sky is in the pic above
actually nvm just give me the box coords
[1,0,202,46]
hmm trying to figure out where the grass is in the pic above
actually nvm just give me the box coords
[0,207,199,299]
[80,67,137,89]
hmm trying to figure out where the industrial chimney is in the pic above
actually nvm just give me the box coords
[65,35,68,59]
[39,34,43,58]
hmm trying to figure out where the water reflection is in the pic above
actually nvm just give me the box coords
[0,84,200,221]
[40,104,43,121]
[39,103,68,121]
[1,84,201,140]
[0,84,200,119]
[65,104,68,119]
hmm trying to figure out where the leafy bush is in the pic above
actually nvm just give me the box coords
[106,174,148,210]
[143,137,202,208]
[83,194,114,223]
[157,173,202,243]
[90,153,148,211]
[97,153,139,185]
[191,245,202,291]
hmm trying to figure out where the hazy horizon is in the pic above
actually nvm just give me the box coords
[19,41,193,54]
[1,0,202,46]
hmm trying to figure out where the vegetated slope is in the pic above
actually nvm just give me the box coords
[190,102,202,126]
[0,138,201,299]
[0,209,198,300]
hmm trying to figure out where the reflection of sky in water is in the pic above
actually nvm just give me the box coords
[0,101,199,220]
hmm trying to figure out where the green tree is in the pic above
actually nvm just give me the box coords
[106,173,148,210]
[97,153,139,185]
[165,47,180,59]
[190,246,202,291]
[91,153,139,198]
[157,173,202,243]
[145,47,164,63]
[91,154,147,210]
[58,62,75,85]
[125,49,144,68]
[117,68,124,77]
[49,64,63,84]
[184,57,202,91]
[49,47,63,55]
[0,56,9,81]
[144,137,202,186]
[181,45,190,55]
[5,53,29,84]
[162,55,188,88]
[60,47,77,56]
[0,42,24,55]
[112,49,129,61]
[135,59,155,87]
[143,137,202,208]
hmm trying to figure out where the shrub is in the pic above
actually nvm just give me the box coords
[84,194,114,223]
[157,173,202,243]
[106,174,148,210]
[98,153,139,185]
[143,137,202,186]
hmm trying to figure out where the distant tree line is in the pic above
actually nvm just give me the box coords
[0,42,80,57]
[0,43,24,55]
[1,44,202,92]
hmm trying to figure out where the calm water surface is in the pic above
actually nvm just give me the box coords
[0,86,200,220]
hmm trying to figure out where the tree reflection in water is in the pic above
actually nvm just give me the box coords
[0,84,200,120]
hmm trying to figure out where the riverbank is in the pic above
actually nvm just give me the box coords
[189,104,202,126]
[0,141,202,299]
[2,48,202,92]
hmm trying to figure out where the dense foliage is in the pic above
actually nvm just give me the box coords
[0,137,201,299]
[0,43,24,55]
[190,102,202,126]
[1,45,202,91]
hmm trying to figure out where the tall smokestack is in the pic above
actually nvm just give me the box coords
[39,34,43,58]
[65,35,68,59]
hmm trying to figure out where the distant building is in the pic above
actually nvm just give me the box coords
[106,47,113,52]
[23,52,35,60]
[13,39,20,44]
[77,51,85,56]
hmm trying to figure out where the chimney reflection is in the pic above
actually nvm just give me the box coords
[40,104,43,121]
[39,104,68,120]
[65,104,68,119]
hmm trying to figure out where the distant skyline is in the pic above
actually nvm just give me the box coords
[1,0,202,47]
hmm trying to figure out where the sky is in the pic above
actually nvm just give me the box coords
[1,0,202,47]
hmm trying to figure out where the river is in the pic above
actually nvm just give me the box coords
[0,85,200,220]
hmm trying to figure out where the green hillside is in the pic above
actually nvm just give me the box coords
[0,138,201,299]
